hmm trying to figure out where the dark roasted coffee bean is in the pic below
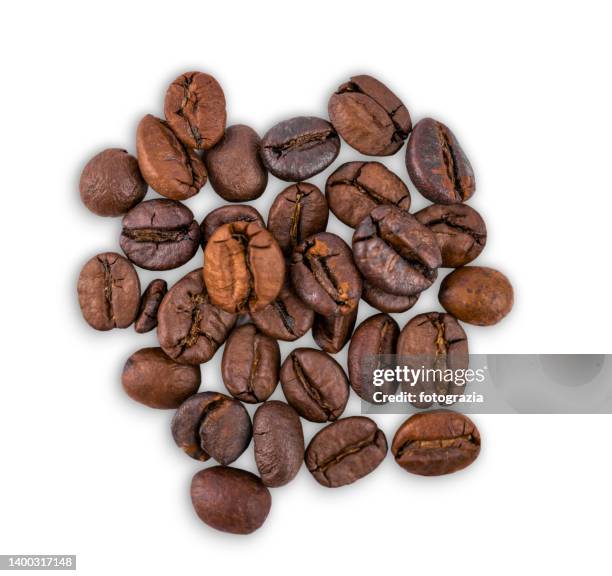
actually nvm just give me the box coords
[392,410,480,476]
[120,199,200,270]
[191,466,271,534]
[221,324,280,403]
[439,266,514,326]
[134,279,167,333]
[397,312,468,407]
[253,401,304,487]
[353,205,441,296]
[361,279,419,313]
[328,75,411,156]
[415,203,486,267]
[280,348,349,422]
[291,232,361,316]
[267,182,329,256]
[250,282,314,341]
[80,148,147,217]
[171,391,251,465]
[260,116,340,181]
[200,205,265,247]
[205,125,267,201]
[406,118,475,204]
[312,304,358,354]
[136,114,207,200]
[204,222,285,313]
[157,268,236,365]
[305,416,387,487]
[164,71,226,150]
[348,313,399,403]
[77,252,140,331]
[122,347,200,409]
[326,161,411,228]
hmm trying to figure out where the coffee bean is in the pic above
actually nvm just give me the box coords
[406,118,475,204]
[221,324,280,403]
[191,466,271,535]
[120,199,200,270]
[171,391,252,464]
[204,222,285,313]
[290,232,362,316]
[415,203,487,267]
[200,205,265,247]
[396,312,468,407]
[267,182,329,256]
[328,75,411,156]
[77,252,140,331]
[253,401,304,487]
[391,410,480,476]
[250,282,314,341]
[205,125,267,201]
[134,279,167,333]
[80,148,147,217]
[305,416,387,487]
[157,268,236,365]
[261,116,340,181]
[312,305,358,354]
[122,347,200,409]
[439,266,514,326]
[163,71,226,150]
[280,348,349,422]
[325,161,411,228]
[348,313,399,403]
[352,205,441,296]
[361,279,419,313]
[136,114,207,200]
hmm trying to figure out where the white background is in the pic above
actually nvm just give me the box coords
[1,1,611,574]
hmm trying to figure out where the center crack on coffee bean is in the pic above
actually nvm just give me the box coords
[291,354,334,419]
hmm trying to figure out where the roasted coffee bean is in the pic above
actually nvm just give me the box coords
[415,203,486,267]
[79,148,147,217]
[406,118,475,204]
[77,252,140,331]
[325,162,411,228]
[134,279,167,333]
[190,466,271,535]
[439,266,513,326]
[200,205,265,247]
[391,410,480,476]
[171,391,252,464]
[250,282,314,341]
[361,279,419,313]
[253,401,304,487]
[328,75,411,156]
[396,312,468,407]
[260,116,340,181]
[290,232,361,316]
[122,347,200,409]
[280,348,349,422]
[353,205,441,296]
[205,124,267,201]
[136,114,207,200]
[120,199,200,270]
[157,268,236,365]
[305,416,387,487]
[164,71,226,150]
[312,305,358,354]
[204,222,285,313]
[221,324,280,403]
[348,313,399,403]
[267,183,329,256]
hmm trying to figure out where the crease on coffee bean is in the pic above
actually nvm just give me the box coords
[302,240,349,308]
[425,216,485,245]
[288,186,309,247]
[98,255,118,326]
[291,354,335,419]
[243,334,261,401]
[267,130,335,157]
[395,433,477,459]
[122,226,191,244]
[437,125,465,201]
[272,298,297,336]
[311,430,382,481]
[177,292,218,355]
[174,74,204,147]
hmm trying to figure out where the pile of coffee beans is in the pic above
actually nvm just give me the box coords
[77,71,514,535]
